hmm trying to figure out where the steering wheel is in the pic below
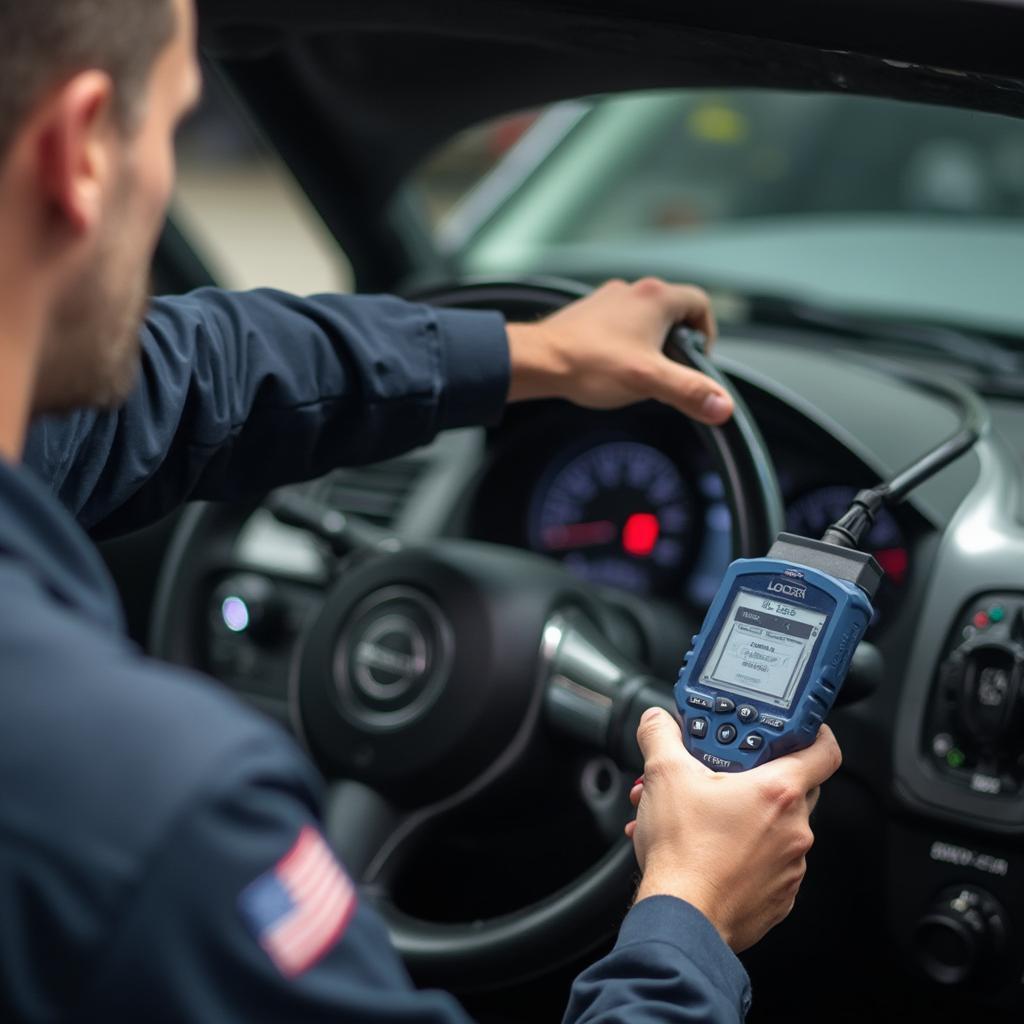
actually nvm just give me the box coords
[149,280,783,989]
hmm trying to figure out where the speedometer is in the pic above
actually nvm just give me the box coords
[529,440,696,596]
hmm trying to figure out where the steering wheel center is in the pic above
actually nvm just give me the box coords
[291,543,574,805]
[336,586,452,727]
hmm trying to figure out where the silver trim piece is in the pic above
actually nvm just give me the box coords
[438,101,591,254]
[895,429,1024,830]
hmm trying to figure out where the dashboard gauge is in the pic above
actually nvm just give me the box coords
[529,440,696,596]
[786,484,910,629]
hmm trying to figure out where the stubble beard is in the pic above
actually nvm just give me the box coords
[33,182,152,416]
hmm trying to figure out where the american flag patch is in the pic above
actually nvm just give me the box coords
[239,826,357,977]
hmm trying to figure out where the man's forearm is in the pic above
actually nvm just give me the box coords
[24,288,509,538]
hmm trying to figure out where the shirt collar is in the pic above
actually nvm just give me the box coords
[0,456,125,634]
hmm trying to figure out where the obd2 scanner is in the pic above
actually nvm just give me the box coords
[674,361,987,771]
[676,533,879,771]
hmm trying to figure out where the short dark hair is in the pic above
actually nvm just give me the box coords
[0,0,176,158]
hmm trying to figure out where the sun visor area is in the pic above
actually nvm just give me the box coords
[214,19,1024,204]
[197,0,1024,88]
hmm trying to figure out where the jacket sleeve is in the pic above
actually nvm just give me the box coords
[23,288,509,538]
[562,897,752,1023]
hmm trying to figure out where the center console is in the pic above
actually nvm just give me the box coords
[925,592,1024,799]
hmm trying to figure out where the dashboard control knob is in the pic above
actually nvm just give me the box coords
[212,574,287,645]
[959,644,1020,746]
[913,886,1007,986]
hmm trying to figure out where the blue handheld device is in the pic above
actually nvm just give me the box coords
[675,532,881,772]
[664,326,986,771]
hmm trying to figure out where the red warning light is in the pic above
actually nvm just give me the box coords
[874,547,909,586]
[622,513,660,557]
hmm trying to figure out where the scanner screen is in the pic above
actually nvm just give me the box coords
[700,590,828,710]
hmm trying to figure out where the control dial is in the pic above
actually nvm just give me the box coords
[913,886,1008,986]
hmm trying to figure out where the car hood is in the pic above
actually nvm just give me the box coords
[463,216,1024,337]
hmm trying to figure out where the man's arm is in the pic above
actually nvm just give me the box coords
[25,288,510,538]
[24,278,731,539]
[73,727,484,1023]
[564,897,751,1023]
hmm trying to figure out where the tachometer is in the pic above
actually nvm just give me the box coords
[529,440,696,596]
[786,483,910,629]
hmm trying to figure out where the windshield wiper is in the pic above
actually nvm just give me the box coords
[742,292,1024,387]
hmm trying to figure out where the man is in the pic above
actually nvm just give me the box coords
[0,1,841,1020]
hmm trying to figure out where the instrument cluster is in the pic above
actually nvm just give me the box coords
[467,401,915,632]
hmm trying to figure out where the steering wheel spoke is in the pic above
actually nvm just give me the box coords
[322,780,406,881]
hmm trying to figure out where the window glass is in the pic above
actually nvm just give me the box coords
[174,73,352,294]
[404,89,1024,336]
[411,109,543,233]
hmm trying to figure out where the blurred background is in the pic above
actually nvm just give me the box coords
[173,68,532,295]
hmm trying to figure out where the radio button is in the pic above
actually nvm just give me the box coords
[759,714,786,731]
[687,694,713,711]
[689,717,709,739]
[716,723,737,745]
[714,696,736,714]
[737,704,758,724]
[739,732,764,751]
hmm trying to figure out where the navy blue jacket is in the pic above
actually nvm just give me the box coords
[0,288,751,1021]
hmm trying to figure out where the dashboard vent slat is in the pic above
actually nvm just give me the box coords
[309,457,426,527]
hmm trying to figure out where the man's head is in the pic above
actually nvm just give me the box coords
[0,0,201,418]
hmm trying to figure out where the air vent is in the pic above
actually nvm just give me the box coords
[309,457,427,527]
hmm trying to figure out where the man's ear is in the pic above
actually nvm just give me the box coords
[35,71,118,235]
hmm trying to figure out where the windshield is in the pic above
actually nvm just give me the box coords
[411,89,1024,338]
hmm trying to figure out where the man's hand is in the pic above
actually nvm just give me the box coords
[625,707,842,953]
[505,277,733,425]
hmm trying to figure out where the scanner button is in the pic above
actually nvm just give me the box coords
[739,732,764,751]
[687,694,713,711]
[759,714,786,731]
[689,717,709,739]
[716,723,737,745]
[737,704,758,724]
[714,697,736,714]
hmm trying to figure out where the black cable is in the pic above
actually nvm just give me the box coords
[879,375,989,502]
[821,372,990,550]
